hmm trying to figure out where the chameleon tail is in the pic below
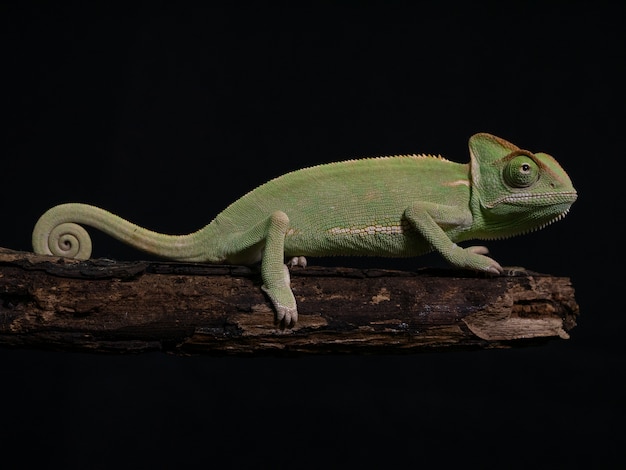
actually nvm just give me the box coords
[32,203,208,261]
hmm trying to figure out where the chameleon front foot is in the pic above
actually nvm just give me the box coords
[449,245,503,275]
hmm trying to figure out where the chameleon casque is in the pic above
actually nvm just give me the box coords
[32,133,577,327]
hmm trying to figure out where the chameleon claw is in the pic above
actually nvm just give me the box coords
[486,263,503,275]
[285,308,298,328]
[274,305,298,329]
[477,256,503,275]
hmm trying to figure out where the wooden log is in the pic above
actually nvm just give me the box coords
[0,247,579,355]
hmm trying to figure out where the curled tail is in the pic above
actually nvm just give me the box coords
[32,203,209,261]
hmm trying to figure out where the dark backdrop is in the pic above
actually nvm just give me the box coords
[2,3,623,468]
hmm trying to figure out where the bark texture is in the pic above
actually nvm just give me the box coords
[0,248,579,355]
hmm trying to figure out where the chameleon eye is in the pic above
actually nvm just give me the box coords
[504,155,539,188]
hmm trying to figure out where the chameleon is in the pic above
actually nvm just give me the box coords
[32,133,577,327]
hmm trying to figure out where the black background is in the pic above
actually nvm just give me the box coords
[2,2,623,468]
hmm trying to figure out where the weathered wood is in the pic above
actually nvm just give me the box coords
[0,247,579,355]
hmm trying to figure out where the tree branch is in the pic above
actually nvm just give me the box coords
[0,248,579,355]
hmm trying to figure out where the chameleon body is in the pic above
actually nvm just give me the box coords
[32,133,577,327]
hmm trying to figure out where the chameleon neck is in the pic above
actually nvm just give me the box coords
[32,203,214,262]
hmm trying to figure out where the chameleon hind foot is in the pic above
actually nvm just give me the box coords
[262,264,299,328]
[287,256,307,268]
[262,284,298,328]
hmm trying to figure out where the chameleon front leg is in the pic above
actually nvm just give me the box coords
[404,203,503,275]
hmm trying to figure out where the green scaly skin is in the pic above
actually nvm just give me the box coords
[32,133,577,327]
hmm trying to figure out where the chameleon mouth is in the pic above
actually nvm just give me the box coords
[493,190,578,207]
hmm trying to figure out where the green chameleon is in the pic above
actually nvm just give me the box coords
[32,133,577,327]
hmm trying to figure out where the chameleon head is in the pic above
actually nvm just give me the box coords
[468,133,577,238]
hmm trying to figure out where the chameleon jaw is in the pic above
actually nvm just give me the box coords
[526,209,571,233]
[486,190,578,208]
[482,208,572,241]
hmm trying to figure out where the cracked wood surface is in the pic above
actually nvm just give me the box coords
[0,248,579,355]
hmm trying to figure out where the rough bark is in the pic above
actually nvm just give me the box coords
[0,248,579,355]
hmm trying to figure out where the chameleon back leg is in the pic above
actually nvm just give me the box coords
[226,210,298,327]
